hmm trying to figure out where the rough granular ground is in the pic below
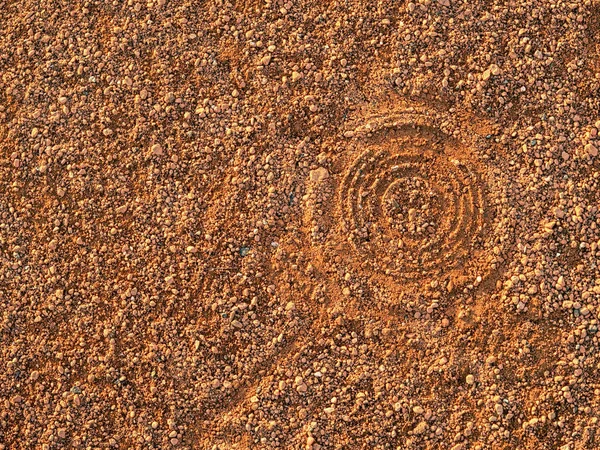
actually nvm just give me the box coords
[1,0,600,449]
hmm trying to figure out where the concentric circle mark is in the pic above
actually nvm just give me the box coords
[340,146,485,280]
[305,104,515,290]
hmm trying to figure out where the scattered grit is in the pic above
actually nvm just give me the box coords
[1,0,600,449]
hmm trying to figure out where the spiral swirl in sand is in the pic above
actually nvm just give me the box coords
[340,144,485,279]
[305,106,514,288]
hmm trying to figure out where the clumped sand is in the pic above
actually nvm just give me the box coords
[1,0,600,448]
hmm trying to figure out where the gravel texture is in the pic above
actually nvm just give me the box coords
[1,0,600,449]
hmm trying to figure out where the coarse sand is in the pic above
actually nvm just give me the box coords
[1,0,600,448]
